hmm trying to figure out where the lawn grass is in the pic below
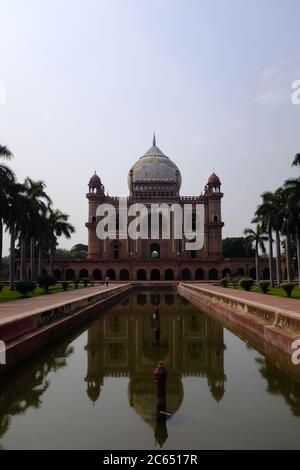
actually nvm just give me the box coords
[0,283,89,303]
[226,284,300,299]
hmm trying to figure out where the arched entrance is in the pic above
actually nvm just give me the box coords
[165,269,174,281]
[222,268,231,277]
[106,269,116,281]
[137,269,147,281]
[181,268,191,281]
[120,269,129,281]
[151,269,160,281]
[93,269,102,281]
[80,269,88,279]
[66,269,75,281]
[209,268,218,280]
[195,268,204,280]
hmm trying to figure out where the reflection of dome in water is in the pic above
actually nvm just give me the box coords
[142,343,168,363]
[128,377,184,430]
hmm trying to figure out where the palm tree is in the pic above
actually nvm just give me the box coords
[272,187,285,284]
[244,224,267,284]
[5,183,27,289]
[283,177,300,286]
[0,166,15,282]
[15,179,52,281]
[0,145,74,287]
[292,153,300,167]
[22,178,52,281]
[45,209,75,277]
[18,196,31,281]
[255,192,276,285]
[37,206,49,278]
[0,145,13,160]
[255,189,285,285]
[0,144,14,283]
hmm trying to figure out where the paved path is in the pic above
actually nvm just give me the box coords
[0,284,124,324]
[186,283,300,315]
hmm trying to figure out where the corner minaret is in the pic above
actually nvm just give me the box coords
[86,172,105,260]
[205,172,224,257]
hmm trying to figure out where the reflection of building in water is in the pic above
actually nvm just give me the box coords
[0,343,74,441]
[85,293,226,445]
[256,357,300,416]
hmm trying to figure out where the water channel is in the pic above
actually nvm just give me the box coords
[1,291,300,449]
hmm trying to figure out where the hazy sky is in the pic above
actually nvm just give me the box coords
[1,0,299,253]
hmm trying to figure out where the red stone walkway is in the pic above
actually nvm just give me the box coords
[0,284,124,324]
[186,283,300,315]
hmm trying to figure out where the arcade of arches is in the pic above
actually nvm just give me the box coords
[48,263,272,282]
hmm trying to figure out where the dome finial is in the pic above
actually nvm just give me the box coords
[153,132,156,146]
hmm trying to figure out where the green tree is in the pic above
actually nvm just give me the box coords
[244,224,267,283]
[5,183,28,289]
[222,237,255,258]
[55,248,73,258]
[0,144,14,282]
[37,204,50,278]
[255,191,284,285]
[0,256,9,280]
[292,153,300,167]
[45,209,75,276]
[70,243,88,258]
[22,178,52,281]
[272,188,286,284]
[283,177,300,286]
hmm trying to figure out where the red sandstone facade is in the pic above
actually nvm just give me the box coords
[46,256,270,283]
[48,137,270,282]
[83,137,224,282]
[36,137,275,282]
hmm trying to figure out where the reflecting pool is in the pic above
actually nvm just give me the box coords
[1,292,300,449]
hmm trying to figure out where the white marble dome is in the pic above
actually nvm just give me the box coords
[128,136,182,190]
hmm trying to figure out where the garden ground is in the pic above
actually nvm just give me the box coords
[0,283,92,303]
[225,284,300,299]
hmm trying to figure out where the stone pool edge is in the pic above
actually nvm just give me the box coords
[2,281,300,376]
[0,284,132,375]
[178,283,300,356]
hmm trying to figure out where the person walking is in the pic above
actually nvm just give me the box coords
[105,275,110,287]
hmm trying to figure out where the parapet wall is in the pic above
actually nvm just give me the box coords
[178,283,300,356]
[0,284,132,375]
